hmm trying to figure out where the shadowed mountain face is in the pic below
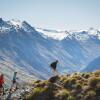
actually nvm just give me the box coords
[0,19,100,82]
[83,56,100,72]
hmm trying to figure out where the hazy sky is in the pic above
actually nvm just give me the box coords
[0,0,100,30]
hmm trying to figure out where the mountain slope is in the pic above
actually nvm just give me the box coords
[83,56,100,72]
[26,71,100,100]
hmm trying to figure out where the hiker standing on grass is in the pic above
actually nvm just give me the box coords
[50,60,59,75]
[10,72,18,91]
[7,72,18,100]
[0,74,4,95]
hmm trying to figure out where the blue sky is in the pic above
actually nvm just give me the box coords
[0,0,100,30]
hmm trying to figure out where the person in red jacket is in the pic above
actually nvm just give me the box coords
[0,74,4,95]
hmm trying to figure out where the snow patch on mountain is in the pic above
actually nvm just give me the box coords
[35,28,68,40]
[9,19,22,27]
[88,28,100,39]
[88,28,98,35]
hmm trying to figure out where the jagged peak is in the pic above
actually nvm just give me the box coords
[0,18,5,25]
[9,19,22,27]
[0,18,35,33]
[0,18,3,23]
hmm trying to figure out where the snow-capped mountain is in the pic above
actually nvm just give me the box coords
[0,18,100,83]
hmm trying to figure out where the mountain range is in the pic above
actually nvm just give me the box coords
[0,18,100,84]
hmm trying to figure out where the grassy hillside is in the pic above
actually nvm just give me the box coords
[25,70,100,100]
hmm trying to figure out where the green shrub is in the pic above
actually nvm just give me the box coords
[34,80,41,83]
[84,90,96,100]
[83,73,90,79]
[67,96,76,100]
[94,70,100,77]
[55,89,69,100]
[26,87,44,100]
[95,88,100,96]
[49,75,59,83]
[27,85,55,100]
[87,90,96,96]
[64,78,76,89]
[75,83,82,90]
[89,77,100,87]
[76,94,83,100]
